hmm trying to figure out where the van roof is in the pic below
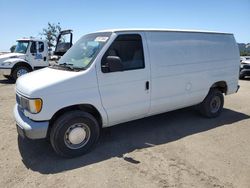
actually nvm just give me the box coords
[97,28,232,35]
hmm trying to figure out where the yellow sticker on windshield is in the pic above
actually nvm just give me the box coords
[95,37,109,42]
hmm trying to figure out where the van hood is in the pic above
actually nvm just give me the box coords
[16,67,91,97]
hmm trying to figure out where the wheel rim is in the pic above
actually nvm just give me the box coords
[17,68,28,78]
[64,123,91,149]
[210,96,221,113]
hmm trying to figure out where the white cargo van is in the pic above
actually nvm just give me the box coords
[14,29,240,157]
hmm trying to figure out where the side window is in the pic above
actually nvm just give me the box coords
[30,42,37,53]
[102,34,145,73]
[38,42,44,52]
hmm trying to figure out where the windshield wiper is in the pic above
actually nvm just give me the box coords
[51,63,85,71]
[60,63,74,70]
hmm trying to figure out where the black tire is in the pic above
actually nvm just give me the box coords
[199,89,224,118]
[12,66,30,81]
[50,110,100,158]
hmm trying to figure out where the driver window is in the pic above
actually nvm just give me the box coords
[30,42,37,53]
[101,34,145,73]
[38,42,44,52]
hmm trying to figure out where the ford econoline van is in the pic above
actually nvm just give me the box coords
[14,29,240,157]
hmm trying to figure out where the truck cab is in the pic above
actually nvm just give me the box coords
[0,38,49,80]
[0,30,73,81]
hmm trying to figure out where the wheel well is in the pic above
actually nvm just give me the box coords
[11,62,32,73]
[49,104,103,131]
[211,81,228,94]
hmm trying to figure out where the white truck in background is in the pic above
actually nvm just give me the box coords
[0,30,73,81]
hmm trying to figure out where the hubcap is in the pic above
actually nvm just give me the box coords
[17,68,28,78]
[64,123,91,149]
[210,96,221,113]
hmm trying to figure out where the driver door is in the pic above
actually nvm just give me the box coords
[28,41,47,68]
[97,33,151,126]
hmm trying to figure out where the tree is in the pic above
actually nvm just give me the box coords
[10,45,16,52]
[40,22,61,49]
[240,50,250,56]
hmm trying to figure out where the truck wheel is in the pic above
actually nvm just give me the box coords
[12,66,30,81]
[199,89,224,118]
[50,111,100,158]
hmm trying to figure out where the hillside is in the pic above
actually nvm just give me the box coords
[238,43,250,56]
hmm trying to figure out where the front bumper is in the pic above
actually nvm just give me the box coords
[240,69,250,77]
[0,67,11,76]
[13,104,49,139]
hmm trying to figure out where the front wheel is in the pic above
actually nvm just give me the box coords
[12,66,30,81]
[199,89,224,118]
[50,111,100,158]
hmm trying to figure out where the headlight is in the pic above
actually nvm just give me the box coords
[16,94,42,114]
[28,99,43,113]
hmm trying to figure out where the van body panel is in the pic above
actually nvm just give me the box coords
[145,31,239,115]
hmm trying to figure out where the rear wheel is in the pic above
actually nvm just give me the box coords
[199,89,224,118]
[50,111,100,158]
[12,66,30,81]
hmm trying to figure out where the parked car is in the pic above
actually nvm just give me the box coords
[240,56,250,79]
[14,29,240,157]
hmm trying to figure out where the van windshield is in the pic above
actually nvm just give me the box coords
[15,41,29,54]
[58,32,111,70]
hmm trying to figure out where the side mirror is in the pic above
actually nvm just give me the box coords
[104,56,123,72]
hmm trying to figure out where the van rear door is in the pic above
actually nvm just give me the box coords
[97,33,150,125]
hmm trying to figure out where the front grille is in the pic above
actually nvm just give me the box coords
[244,65,250,69]
[241,63,250,69]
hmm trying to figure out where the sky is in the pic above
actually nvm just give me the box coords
[0,0,249,51]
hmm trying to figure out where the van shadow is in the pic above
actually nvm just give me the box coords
[18,107,250,174]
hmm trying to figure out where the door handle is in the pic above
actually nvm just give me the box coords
[145,81,149,90]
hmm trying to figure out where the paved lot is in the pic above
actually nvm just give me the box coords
[0,75,250,188]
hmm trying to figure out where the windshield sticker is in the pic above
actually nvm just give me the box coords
[94,37,109,42]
